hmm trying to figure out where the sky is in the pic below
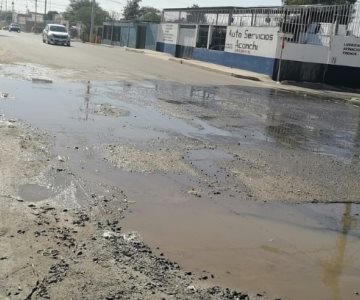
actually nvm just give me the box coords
[141,0,282,9]
[8,0,282,16]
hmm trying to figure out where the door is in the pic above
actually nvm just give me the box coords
[176,25,197,59]
[136,25,147,49]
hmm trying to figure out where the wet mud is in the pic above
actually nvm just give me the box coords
[18,184,54,202]
[0,67,359,300]
[0,119,250,300]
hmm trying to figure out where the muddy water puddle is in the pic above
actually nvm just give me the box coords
[0,77,359,161]
[0,76,360,299]
[123,199,360,300]
[18,184,54,202]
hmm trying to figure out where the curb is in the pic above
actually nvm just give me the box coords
[101,44,114,48]
[125,47,145,54]
[110,45,359,99]
[349,98,360,106]
[109,45,265,82]
[168,58,262,82]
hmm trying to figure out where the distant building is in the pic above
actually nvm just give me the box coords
[15,12,44,32]
[156,4,360,87]
[100,4,360,87]
[52,13,69,30]
[102,21,159,50]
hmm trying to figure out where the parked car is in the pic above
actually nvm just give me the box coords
[209,44,225,51]
[43,24,70,46]
[9,23,20,32]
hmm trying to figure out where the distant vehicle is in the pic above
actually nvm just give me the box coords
[42,24,70,46]
[209,44,225,51]
[9,23,20,33]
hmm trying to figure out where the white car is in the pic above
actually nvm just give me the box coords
[9,23,21,32]
[43,24,70,46]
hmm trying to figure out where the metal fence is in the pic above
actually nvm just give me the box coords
[279,4,359,45]
[163,7,235,26]
[162,4,360,44]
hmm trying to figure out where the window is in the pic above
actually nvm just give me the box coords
[50,25,66,32]
[112,26,121,42]
[196,25,209,48]
[103,25,112,40]
[210,26,226,51]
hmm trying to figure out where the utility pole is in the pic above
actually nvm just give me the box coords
[276,32,293,84]
[89,0,95,43]
[34,0,37,31]
[44,0,46,15]
[277,34,285,84]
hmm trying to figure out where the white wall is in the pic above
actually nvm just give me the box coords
[277,35,360,68]
[330,35,360,67]
[156,21,360,70]
[225,26,279,58]
[157,23,179,45]
[178,26,197,47]
[280,43,329,64]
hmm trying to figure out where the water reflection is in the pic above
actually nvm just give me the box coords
[266,122,307,148]
[1,76,360,162]
[353,111,360,162]
[154,83,217,107]
[321,203,357,300]
[79,80,94,121]
[152,81,360,162]
[263,93,360,162]
[190,86,216,102]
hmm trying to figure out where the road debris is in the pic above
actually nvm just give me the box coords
[32,78,53,84]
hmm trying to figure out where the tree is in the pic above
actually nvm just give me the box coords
[109,11,121,21]
[186,4,206,24]
[283,0,356,4]
[139,6,161,22]
[1,11,13,24]
[43,11,59,21]
[64,0,109,39]
[123,0,142,20]
[123,1,160,22]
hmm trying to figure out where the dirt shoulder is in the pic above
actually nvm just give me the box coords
[0,119,256,300]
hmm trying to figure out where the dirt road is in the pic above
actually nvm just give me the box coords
[1,31,360,300]
[0,31,260,85]
[0,119,252,300]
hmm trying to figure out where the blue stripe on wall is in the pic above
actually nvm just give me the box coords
[192,48,275,76]
[156,42,176,56]
[157,42,275,76]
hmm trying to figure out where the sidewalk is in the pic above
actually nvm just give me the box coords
[124,47,270,82]
[123,47,360,102]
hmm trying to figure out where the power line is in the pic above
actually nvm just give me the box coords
[12,0,127,14]
[12,0,68,9]
[100,0,126,5]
